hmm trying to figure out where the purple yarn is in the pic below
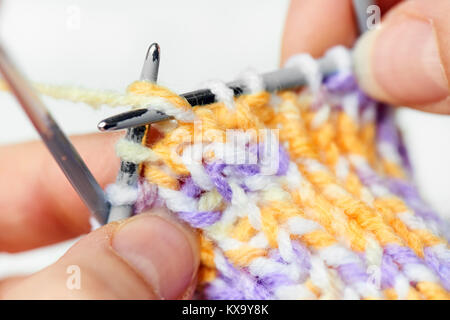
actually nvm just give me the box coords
[384,244,423,267]
[205,162,226,175]
[240,183,251,193]
[292,242,312,273]
[397,137,412,173]
[205,162,233,202]
[204,258,273,300]
[257,273,293,289]
[424,247,450,291]
[324,72,358,93]
[267,243,311,284]
[177,210,221,228]
[276,146,290,176]
[387,179,420,199]
[211,176,233,202]
[356,166,381,187]
[376,105,400,146]
[180,177,202,198]
[387,178,444,225]
[357,89,377,109]
[337,263,369,285]
[133,179,158,214]
[380,253,400,289]
[233,164,260,176]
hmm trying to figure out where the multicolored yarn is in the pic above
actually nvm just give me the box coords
[3,45,448,299]
[105,46,449,300]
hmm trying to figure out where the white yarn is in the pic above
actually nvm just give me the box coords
[365,235,384,267]
[285,53,322,93]
[237,68,265,94]
[310,103,330,129]
[198,189,223,212]
[429,244,450,261]
[275,284,316,300]
[229,182,262,230]
[214,249,235,279]
[283,162,305,189]
[261,186,291,203]
[115,138,158,164]
[249,257,291,278]
[402,264,438,283]
[248,232,269,249]
[342,92,360,123]
[397,211,427,231]
[324,45,352,71]
[287,217,321,236]
[377,142,403,164]
[249,256,303,282]
[335,156,350,182]
[158,187,197,212]
[243,174,273,191]
[343,287,360,300]
[218,238,244,251]
[308,256,335,298]
[144,97,196,122]
[33,84,196,122]
[300,158,328,172]
[204,80,235,110]
[318,245,360,267]
[105,183,138,206]
[277,228,295,263]
[181,144,215,191]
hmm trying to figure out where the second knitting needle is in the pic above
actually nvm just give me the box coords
[97,57,338,131]
[106,43,160,222]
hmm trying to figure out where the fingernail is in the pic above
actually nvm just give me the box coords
[112,214,197,299]
[354,17,448,105]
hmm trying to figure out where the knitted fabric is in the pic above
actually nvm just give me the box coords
[106,53,450,300]
[3,46,449,300]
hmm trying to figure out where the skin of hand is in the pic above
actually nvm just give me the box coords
[282,0,450,114]
[0,0,448,300]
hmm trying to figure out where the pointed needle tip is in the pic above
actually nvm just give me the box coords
[97,120,112,132]
[141,43,160,82]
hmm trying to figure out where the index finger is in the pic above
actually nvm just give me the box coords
[281,0,402,64]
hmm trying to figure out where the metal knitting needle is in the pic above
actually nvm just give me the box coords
[352,0,376,35]
[107,43,160,222]
[0,43,110,225]
[97,0,372,132]
[97,58,338,131]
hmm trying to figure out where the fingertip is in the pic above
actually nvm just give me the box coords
[281,0,357,65]
[111,211,199,299]
[2,211,200,300]
[353,4,449,109]
[353,26,393,103]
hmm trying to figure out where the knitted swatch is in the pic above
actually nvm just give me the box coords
[4,46,448,299]
[103,49,450,300]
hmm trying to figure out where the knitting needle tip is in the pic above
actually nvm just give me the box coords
[140,43,160,82]
[97,120,108,131]
[106,43,162,223]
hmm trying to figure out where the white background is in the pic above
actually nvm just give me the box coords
[0,0,449,278]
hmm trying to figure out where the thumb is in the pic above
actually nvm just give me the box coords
[353,0,450,113]
[1,210,199,299]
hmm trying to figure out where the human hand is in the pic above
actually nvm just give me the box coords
[0,133,199,299]
[282,0,450,114]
